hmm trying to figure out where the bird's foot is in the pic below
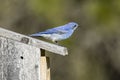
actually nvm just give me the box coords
[55,41,59,45]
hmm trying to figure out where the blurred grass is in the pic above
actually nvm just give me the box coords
[28,0,65,24]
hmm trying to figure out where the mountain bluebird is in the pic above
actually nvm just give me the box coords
[30,22,78,43]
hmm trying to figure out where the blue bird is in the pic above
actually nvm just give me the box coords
[30,22,78,43]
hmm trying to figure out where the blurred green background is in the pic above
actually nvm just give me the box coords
[1,0,120,80]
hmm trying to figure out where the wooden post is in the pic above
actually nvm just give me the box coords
[40,57,50,80]
[40,49,50,80]
[0,27,68,80]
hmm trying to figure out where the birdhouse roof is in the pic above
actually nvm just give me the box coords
[0,27,68,56]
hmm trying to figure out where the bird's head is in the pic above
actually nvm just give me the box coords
[67,22,79,30]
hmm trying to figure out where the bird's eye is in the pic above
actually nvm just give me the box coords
[73,25,76,27]
[72,25,77,29]
[72,24,78,30]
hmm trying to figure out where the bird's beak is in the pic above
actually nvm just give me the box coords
[73,26,78,30]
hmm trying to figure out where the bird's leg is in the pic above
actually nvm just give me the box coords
[55,41,59,45]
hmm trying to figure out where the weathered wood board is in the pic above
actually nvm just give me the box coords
[0,27,68,56]
[0,37,41,80]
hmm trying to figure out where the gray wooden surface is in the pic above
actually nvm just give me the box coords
[0,27,68,56]
[0,37,41,80]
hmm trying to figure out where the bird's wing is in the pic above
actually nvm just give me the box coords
[30,25,69,36]
[44,28,68,34]
[30,29,68,37]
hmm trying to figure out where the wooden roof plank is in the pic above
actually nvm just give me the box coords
[0,27,68,56]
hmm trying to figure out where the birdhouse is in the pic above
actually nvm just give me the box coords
[0,27,68,80]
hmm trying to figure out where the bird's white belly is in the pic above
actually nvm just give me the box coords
[50,34,62,42]
[41,34,62,42]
